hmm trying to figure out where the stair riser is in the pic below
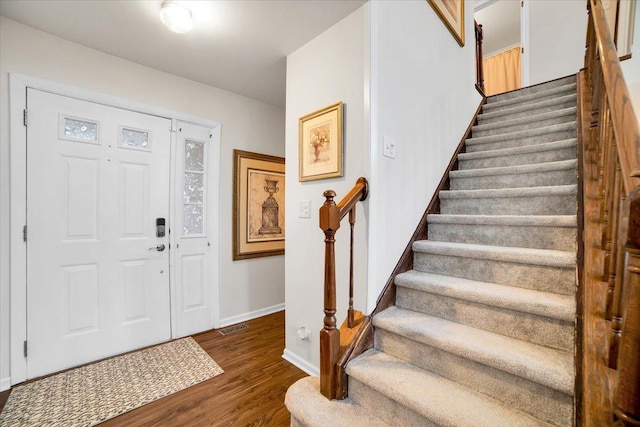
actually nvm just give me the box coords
[349,378,438,427]
[466,130,576,152]
[428,222,576,251]
[451,168,576,190]
[396,286,574,351]
[489,77,576,102]
[375,331,573,426]
[473,114,576,138]
[478,98,577,124]
[440,193,577,216]
[459,147,576,169]
[413,252,575,294]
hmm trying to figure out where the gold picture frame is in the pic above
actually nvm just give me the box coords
[428,0,465,47]
[233,150,285,260]
[298,102,343,182]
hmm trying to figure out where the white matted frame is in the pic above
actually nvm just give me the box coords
[8,73,221,386]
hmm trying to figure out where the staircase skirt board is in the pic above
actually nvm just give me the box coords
[286,75,579,427]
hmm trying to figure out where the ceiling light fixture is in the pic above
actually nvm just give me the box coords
[160,1,193,34]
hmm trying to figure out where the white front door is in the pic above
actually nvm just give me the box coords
[26,89,172,379]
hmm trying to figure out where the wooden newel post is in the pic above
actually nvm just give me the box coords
[319,190,341,399]
[475,20,485,93]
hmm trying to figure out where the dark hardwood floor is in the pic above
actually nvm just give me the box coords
[0,311,308,426]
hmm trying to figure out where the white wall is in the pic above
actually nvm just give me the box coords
[0,17,285,388]
[367,0,482,308]
[621,2,640,123]
[528,0,588,85]
[283,0,481,373]
[284,5,369,374]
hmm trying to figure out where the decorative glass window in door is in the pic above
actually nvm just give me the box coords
[59,115,99,143]
[183,140,206,236]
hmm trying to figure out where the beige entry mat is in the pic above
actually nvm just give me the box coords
[0,337,223,426]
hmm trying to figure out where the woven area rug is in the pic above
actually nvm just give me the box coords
[0,337,223,427]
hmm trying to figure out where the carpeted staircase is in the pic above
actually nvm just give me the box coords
[286,75,578,427]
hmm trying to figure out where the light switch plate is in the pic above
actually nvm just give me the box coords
[383,135,396,159]
[298,200,311,218]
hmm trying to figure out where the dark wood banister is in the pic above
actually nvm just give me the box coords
[475,20,485,94]
[319,177,368,400]
[583,0,640,424]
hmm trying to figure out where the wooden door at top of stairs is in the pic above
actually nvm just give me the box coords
[26,89,171,379]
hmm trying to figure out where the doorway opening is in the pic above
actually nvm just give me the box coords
[475,0,522,96]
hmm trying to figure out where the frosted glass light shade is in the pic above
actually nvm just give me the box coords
[160,1,193,34]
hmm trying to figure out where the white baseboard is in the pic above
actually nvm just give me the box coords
[219,303,285,328]
[0,376,10,392]
[282,349,319,377]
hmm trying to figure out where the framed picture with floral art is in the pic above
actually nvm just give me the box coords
[298,102,343,182]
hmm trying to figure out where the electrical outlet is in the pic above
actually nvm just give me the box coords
[298,200,311,218]
[297,327,311,341]
[383,135,396,159]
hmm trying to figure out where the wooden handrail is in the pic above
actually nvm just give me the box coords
[583,0,640,424]
[589,0,640,192]
[319,177,368,400]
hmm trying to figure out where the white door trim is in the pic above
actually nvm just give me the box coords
[520,0,531,87]
[9,73,221,386]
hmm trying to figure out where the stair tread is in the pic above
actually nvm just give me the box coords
[427,214,577,227]
[478,93,577,122]
[473,107,577,133]
[395,270,575,321]
[347,349,555,426]
[372,307,574,395]
[459,139,576,160]
[466,122,575,146]
[451,159,576,178]
[484,83,577,110]
[439,184,577,199]
[412,240,575,268]
[285,377,390,427]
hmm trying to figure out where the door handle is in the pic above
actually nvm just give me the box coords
[148,244,166,252]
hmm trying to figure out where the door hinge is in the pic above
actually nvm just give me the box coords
[23,340,28,357]
[23,109,28,127]
[522,47,524,54]
[520,1,524,7]
[23,225,27,242]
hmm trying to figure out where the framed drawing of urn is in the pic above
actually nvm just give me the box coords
[233,150,285,260]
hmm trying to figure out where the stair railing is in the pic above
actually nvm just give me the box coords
[583,0,640,424]
[319,177,368,400]
[475,20,485,94]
